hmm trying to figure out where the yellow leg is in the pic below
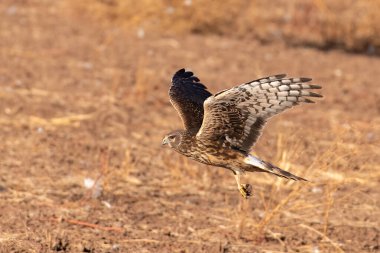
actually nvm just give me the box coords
[234,172,252,199]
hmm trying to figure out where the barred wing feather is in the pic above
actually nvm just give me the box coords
[196,74,322,153]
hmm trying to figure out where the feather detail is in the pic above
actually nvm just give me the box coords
[196,74,322,152]
[169,68,212,133]
[244,155,307,181]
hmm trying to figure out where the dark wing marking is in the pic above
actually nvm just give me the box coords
[169,69,212,133]
[197,74,322,153]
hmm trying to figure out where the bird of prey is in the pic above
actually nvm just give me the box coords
[162,68,322,198]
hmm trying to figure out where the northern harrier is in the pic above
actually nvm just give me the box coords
[162,69,322,198]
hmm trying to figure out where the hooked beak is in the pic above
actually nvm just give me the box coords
[162,137,169,146]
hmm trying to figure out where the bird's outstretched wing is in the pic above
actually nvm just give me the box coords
[169,69,212,133]
[196,74,322,153]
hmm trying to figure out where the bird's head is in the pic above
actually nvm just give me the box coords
[162,131,182,149]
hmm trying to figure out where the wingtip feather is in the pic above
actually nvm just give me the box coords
[300,77,312,82]
[276,74,287,78]
[304,98,315,103]
[310,84,322,89]
[309,92,323,98]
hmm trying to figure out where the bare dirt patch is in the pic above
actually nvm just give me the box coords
[0,1,379,252]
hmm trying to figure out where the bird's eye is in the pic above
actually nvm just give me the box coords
[169,136,175,140]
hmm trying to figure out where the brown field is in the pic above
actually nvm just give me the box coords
[0,0,379,252]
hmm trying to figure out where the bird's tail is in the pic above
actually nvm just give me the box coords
[244,154,307,181]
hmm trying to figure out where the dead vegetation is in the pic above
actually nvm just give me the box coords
[68,0,380,54]
[0,0,379,252]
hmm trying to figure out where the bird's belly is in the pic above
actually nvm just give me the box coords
[206,153,226,164]
[181,141,245,168]
[184,150,224,166]
[196,149,243,168]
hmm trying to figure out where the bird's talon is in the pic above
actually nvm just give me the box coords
[239,184,252,199]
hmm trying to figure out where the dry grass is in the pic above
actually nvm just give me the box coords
[0,0,379,252]
[67,0,380,54]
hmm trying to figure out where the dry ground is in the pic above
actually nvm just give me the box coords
[0,1,379,252]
